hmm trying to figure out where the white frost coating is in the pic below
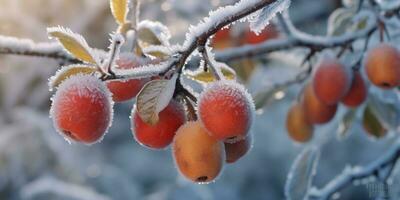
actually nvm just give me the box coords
[285,146,320,200]
[113,59,172,79]
[0,35,65,55]
[138,20,171,46]
[48,65,99,91]
[49,74,114,145]
[182,0,266,48]
[248,0,291,35]
[197,80,256,137]
[102,32,125,73]
[142,45,172,57]
[47,26,100,65]
[156,73,178,113]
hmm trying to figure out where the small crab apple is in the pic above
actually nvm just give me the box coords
[286,103,313,143]
[132,100,185,149]
[224,135,252,164]
[173,121,224,183]
[198,80,254,142]
[50,74,113,144]
[106,55,149,102]
[302,83,338,124]
[341,71,367,107]
[313,58,352,105]
[365,43,400,89]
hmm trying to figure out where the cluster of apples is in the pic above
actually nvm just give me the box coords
[50,54,255,183]
[286,43,400,143]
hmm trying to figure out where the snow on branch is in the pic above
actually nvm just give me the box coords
[308,138,400,200]
[215,11,377,62]
[0,35,77,62]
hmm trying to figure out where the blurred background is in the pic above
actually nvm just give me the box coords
[1,0,400,199]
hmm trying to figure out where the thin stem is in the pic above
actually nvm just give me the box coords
[309,139,400,200]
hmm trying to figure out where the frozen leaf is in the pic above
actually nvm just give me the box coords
[49,65,98,91]
[363,104,387,139]
[327,8,355,36]
[368,93,400,131]
[186,63,236,83]
[337,109,357,140]
[141,45,172,59]
[137,20,171,47]
[136,74,178,125]
[285,147,320,200]
[110,0,129,25]
[248,0,290,35]
[47,27,98,64]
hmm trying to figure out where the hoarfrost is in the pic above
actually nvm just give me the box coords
[248,0,291,35]
[49,74,114,145]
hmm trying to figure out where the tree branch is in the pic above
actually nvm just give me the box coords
[215,12,378,62]
[308,138,400,200]
[0,35,78,62]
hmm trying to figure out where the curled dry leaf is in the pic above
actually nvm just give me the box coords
[136,74,178,125]
[49,65,98,91]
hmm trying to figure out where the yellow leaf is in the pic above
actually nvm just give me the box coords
[49,65,98,90]
[186,64,236,83]
[47,27,98,64]
[110,0,129,25]
[137,27,162,46]
[141,45,171,58]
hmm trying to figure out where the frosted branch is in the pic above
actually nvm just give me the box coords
[0,35,78,62]
[308,138,400,200]
[215,12,377,62]
[105,0,280,80]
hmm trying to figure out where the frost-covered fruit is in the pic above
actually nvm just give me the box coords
[50,74,113,144]
[341,71,367,107]
[312,58,352,105]
[365,43,400,89]
[132,100,185,149]
[198,81,254,141]
[286,103,313,143]
[173,121,224,183]
[302,83,337,124]
[106,56,149,102]
[224,135,252,163]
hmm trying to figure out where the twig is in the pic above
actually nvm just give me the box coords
[0,36,78,62]
[215,12,377,62]
[308,139,400,200]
